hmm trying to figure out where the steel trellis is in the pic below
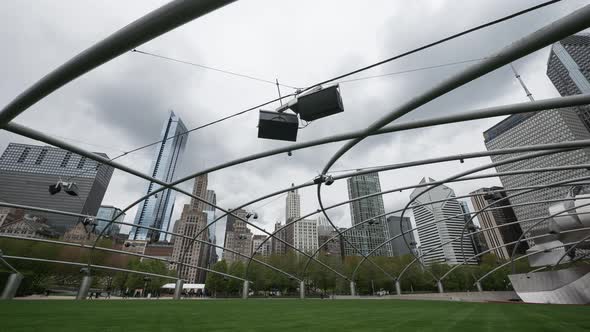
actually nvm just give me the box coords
[349,148,582,281]
[0,201,292,282]
[301,180,590,279]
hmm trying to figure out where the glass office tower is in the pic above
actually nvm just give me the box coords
[129,111,188,242]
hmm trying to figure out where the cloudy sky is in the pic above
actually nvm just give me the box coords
[1,0,589,244]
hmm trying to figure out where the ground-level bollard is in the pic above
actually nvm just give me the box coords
[1,273,23,300]
[395,280,402,295]
[242,280,249,299]
[173,279,184,300]
[350,281,356,296]
[476,281,483,292]
[76,275,93,300]
[437,280,444,294]
[300,281,305,299]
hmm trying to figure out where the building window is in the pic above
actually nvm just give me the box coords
[60,152,72,167]
[77,157,86,169]
[17,147,31,163]
[34,148,48,165]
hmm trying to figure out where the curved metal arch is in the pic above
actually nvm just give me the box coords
[0,0,235,126]
[0,234,250,282]
[401,199,590,283]
[302,182,590,280]
[349,148,582,280]
[551,233,590,269]
[398,157,590,281]
[440,225,590,281]
[381,194,590,283]
[0,201,296,282]
[2,255,179,281]
[475,239,590,285]
[509,196,590,274]
[319,4,590,175]
[243,149,590,279]
[9,98,590,284]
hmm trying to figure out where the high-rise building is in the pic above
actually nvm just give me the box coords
[222,209,252,263]
[251,234,271,257]
[129,111,188,242]
[410,177,476,265]
[483,109,590,243]
[285,183,300,222]
[286,219,318,254]
[203,189,218,267]
[385,215,416,257]
[344,172,391,257]
[96,205,125,237]
[0,143,113,234]
[458,201,486,260]
[271,222,287,255]
[170,175,209,283]
[547,34,590,131]
[470,187,529,260]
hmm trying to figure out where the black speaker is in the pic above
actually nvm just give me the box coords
[258,110,299,142]
[293,85,344,121]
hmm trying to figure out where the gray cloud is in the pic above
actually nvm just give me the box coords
[1,0,589,238]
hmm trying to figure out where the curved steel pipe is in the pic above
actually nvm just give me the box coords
[0,201,295,281]
[320,4,590,175]
[0,234,250,282]
[301,181,590,278]
[350,148,580,280]
[509,198,590,273]
[0,0,235,126]
[475,239,590,285]
[440,226,590,281]
[2,255,179,280]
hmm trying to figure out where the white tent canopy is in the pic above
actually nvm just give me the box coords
[161,283,205,290]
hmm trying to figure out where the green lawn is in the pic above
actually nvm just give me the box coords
[1,299,589,332]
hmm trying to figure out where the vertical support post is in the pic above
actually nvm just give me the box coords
[76,275,93,300]
[242,280,249,299]
[1,273,23,300]
[437,280,444,294]
[476,281,483,292]
[300,281,305,299]
[349,281,356,296]
[173,279,184,300]
[395,279,401,295]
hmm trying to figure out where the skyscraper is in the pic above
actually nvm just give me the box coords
[344,172,391,257]
[410,178,476,265]
[285,183,300,221]
[547,33,590,131]
[286,218,318,254]
[170,175,209,283]
[271,222,287,255]
[129,111,188,242]
[470,187,528,260]
[251,234,271,257]
[96,205,125,237]
[0,143,113,233]
[385,215,416,257]
[222,209,252,263]
[483,108,590,243]
[204,189,218,266]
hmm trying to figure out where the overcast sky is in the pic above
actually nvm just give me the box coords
[1,0,589,245]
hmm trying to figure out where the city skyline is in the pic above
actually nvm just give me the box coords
[3,1,589,238]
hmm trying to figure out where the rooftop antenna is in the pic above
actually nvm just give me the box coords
[509,63,535,102]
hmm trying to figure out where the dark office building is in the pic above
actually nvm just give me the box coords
[0,143,113,234]
[547,33,590,131]
[470,187,529,260]
[385,215,416,257]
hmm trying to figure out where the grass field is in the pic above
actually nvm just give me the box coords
[1,299,589,332]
